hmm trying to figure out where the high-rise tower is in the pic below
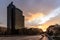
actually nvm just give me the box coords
[7,2,24,34]
[7,2,15,34]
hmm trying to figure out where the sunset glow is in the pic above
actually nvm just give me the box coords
[25,7,60,31]
[25,12,46,31]
[38,25,47,32]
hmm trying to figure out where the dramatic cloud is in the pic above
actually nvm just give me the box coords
[25,12,44,26]
[25,7,60,27]
[0,0,60,31]
[40,7,60,24]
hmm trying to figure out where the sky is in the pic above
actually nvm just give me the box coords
[0,0,60,31]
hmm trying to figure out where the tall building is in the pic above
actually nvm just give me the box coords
[7,2,15,34]
[7,2,24,34]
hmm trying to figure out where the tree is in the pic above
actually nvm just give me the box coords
[46,25,55,36]
[46,24,60,36]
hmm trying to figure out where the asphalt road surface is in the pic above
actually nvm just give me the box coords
[0,35,53,40]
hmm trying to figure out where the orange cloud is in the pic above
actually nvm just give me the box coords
[25,12,44,22]
[25,11,60,31]
[25,12,45,30]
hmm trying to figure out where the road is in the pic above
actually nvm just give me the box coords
[0,35,53,40]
